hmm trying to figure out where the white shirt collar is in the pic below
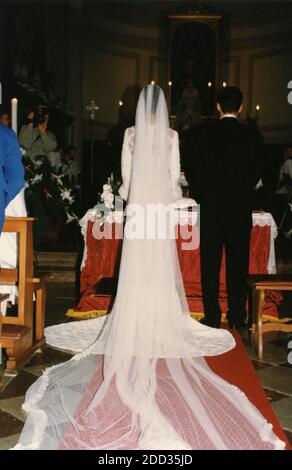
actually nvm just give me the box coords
[220,114,238,120]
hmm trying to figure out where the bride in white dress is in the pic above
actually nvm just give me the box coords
[15,85,285,450]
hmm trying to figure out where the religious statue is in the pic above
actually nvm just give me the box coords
[176,79,202,129]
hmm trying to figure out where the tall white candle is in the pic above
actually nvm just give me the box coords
[11,98,18,134]
[168,80,172,111]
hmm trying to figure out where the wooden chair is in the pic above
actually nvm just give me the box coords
[247,275,292,359]
[0,217,46,374]
[0,293,9,336]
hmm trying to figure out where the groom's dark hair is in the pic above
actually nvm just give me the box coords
[218,86,243,113]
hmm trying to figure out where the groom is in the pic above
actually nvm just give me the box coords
[0,122,25,233]
[192,87,263,329]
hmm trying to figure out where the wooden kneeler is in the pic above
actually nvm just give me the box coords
[0,217,46,375]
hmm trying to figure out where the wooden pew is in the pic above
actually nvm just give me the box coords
[0,217,46,375]
[0,293,10,336]
[247,274,292,359]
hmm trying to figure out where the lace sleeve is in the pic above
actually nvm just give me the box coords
[169,130,182,201]
[118,128,133,201]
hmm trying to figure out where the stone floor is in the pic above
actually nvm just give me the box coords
[0,282,291,450]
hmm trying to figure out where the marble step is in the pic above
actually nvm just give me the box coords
[34,251,78,283]
[35,267,76,283]
[34,251,78,268]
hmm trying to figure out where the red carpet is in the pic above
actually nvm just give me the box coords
[207,331,291,449]
[60,332,290,450]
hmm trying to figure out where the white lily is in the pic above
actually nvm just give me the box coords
[102,184,111,192]
[52,173,64,186]
[61,189,74,204]
[31,174,43,185]
[66,211,77,224]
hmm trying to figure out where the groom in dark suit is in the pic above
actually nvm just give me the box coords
[191,87,263,329]
[0,123,25,233]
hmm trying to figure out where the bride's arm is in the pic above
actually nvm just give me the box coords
[169,130,182,201]
[118,128,132,201]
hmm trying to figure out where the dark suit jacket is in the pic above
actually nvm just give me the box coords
[190,117,263,224]
[0,124,25,231]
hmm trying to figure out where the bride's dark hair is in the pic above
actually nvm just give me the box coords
[143,84,160,114]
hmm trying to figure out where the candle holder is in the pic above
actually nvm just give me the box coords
[255,105,260,122]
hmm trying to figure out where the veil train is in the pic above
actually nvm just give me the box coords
[14,85,285,450]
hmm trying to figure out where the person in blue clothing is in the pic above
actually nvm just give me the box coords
[0,123,25,232]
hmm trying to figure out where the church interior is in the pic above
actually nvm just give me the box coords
[0,0,292,451]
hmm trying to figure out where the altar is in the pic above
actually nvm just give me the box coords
[67,210,282,321]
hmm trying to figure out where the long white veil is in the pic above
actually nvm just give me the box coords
[15,85,285,450]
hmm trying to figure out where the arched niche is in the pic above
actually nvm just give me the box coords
[167,13,224,122]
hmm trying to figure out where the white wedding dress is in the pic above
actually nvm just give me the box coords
[15,86,285,450]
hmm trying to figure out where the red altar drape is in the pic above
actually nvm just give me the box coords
[74,221,281,319]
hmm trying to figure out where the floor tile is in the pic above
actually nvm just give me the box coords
[284,429,292,446]
[0,433,21,450]
[0,396,26,422]
[246,342,289,364]
[24,364,46,377]
[26,347,72,367]
[0,409,24,438]
[252,359,270,370]
[278,362,292,369]
[271,397,292,431]
[264,388,290,403]
[0,375,13,394]
[0,371,37,399]
[257,366,292,396]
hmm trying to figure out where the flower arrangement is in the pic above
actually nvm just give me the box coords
[23,151,78,225]
[90,174,122,224]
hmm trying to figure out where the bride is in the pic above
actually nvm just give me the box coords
[15,85,285,450]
